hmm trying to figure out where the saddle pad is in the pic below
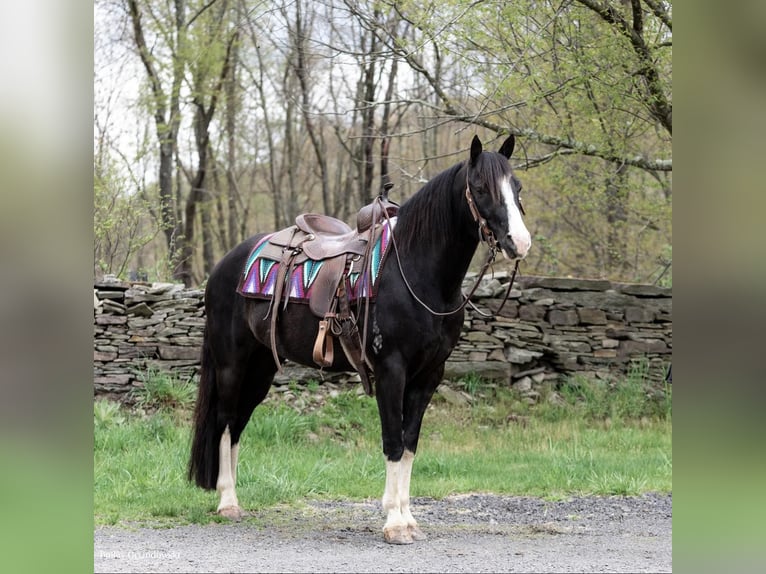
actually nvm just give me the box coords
[237,218,396,305]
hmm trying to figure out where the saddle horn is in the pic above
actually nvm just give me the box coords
[381,177,394,200]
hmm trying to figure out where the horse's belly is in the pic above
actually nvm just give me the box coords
[245,298,357,372]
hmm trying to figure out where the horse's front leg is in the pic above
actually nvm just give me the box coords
[396,448,425,541]
[377,362,441,544]
[380,427,428,543]
[381,453,412,544]
[375,358,415,544]
[397,368,443,541]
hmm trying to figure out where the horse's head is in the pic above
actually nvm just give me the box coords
[466,135,532,260]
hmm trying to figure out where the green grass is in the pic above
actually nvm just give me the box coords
[538,360,672,423]
[130,367,197,412]
[94,369,671,526]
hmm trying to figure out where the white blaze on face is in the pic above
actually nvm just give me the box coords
[500,176,532,259]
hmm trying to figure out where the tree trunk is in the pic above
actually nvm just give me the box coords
[283,68,299,224]
[225,28,241,251]
[246,21,282,230]
[292,0,331,215]
[127,0,185,282]
[379,56,398,193]
[179,26,236,286]
[360,39,377,204]
[605,163,629,274]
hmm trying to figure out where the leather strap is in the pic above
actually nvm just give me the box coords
[282,251,299,310]
[334,273,374,396]
[312,318,334,367]
[269,246,297,373]
[381,188,499,317]
[464,183,498,250]
[359,198,381,368]
[338,333,374,396]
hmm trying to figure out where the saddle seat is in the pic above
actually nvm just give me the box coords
[296,213,353,236]
[295,193,400,259]
[295,213,369,260]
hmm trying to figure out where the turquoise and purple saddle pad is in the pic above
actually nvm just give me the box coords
[237,219,395,305]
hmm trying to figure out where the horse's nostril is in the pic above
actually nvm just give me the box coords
[509,231,531,258]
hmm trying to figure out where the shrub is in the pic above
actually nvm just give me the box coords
[131,367,197,412]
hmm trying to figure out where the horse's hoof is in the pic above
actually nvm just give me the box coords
[383,525,414,545]
[408,524,427,541]
[217,505,245,521]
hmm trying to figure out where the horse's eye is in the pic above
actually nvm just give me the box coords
[518,199,526,216]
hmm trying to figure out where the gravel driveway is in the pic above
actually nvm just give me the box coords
[94,492,671,573]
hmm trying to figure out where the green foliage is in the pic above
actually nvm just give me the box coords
[531,233,562,273]
[389,0,672,282]
[444,364,671,428]
[650,244,673,288]
[94,399,126,429]
[314,391,380,443]
[131,368,197,412]
[536,361,672,424]
[93,155,160,279]
[247,404,312,445]
[95,0,671,284]
[458,372,486,397]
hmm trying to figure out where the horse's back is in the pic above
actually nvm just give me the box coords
[208,234,265,293]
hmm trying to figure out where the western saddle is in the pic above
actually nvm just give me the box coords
[251,190,399,396]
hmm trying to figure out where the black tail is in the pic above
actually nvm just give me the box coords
[188,330,220,490]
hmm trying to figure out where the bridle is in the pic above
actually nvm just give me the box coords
[464,182,500,253]
[383,180,520,318]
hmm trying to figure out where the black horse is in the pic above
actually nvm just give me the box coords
[188,134,531,544]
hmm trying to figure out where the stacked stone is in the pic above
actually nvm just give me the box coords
[449,273,672,388]
[94,279,206,399]
[93,273,671,400]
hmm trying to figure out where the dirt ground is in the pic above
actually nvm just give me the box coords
[94,492,671,573]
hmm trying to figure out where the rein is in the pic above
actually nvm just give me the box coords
[383,182,520,318]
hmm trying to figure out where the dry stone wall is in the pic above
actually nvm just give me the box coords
[94,273,671,400]
[447,272,671,393]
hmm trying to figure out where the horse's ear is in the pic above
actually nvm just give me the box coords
[498,134,515,159]
[470,135,483,165]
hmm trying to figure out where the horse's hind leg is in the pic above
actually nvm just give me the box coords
[216,347,277,519]
[215,420,240,519]
[212,362,247,520]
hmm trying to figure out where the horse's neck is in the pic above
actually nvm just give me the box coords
[396,183,479,301]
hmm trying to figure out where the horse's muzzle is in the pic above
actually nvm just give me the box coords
[501,232,531,260]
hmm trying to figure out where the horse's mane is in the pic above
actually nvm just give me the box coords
[394,162,466,253]
[394,152,509,253]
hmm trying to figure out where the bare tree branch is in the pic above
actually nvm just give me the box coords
[574,0,672,135]
[642,0,672,31]
[346,0,670,172]
[127,0,165,126]
[187,0,221,28]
